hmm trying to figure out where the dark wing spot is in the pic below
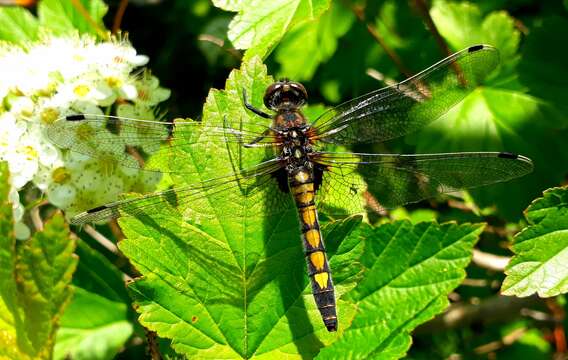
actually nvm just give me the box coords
[498,152,518,159]
[468,44,484,52]
[66,114,86,121]
[162,189,179,208]
[86,205,108,213]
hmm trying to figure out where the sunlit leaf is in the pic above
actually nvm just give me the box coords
[0,6,38,43]
[502,187,568,297]
[54,287,133,360]
[212,0,331,61]
[38,0,108,37]
[274,1,354,80]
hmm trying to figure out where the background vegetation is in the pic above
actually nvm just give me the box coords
[0,0,567,359]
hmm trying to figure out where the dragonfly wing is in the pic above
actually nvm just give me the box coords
[69,158,292,224]
[46,114,280,174]
[311,45,499,145]
[312,151,533,215]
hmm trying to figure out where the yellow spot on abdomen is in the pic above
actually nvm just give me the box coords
[292,183,314,195]
[304,229,320,248]
[314,272,329,289]
[294,171,310,183]
[295,191,314,204]
[300,206,317,225]
[310,251,325,271]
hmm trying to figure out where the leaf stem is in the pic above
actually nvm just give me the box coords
[472,249,510,272]
[112,0,129,35]
[411,0,452,58]
[348,2,413,78]
[84,224,118,253]
[70,0,109,40]
[414,294,541,333]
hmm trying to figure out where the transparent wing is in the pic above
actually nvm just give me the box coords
[46,114,280,174]
[311,151,533,215]
[311,45,499,145]
[70,158,293,225]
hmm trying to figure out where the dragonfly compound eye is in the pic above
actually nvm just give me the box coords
[264,80,308,110]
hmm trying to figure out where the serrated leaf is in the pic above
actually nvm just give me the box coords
[409,1,568,219]
[274,1,354,80]
[38,0,108,37]
[54,287,133,360]
[0,161,22,359]
[502,187,568,297]
[0,162,77,359]
[54,240,133,360]
[0,6,38,43]
[16,215,78,358]
[213,0,331,60]
[317,221,484,359]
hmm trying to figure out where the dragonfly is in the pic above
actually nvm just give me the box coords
[46,44,533,332]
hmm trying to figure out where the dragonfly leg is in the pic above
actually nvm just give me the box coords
[243,88,272,119]
[244,129,272,148]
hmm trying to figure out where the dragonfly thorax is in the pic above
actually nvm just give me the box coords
[281,126,313,173]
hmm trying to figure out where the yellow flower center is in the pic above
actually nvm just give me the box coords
[41,108,59,124]
[73,84,90,97]
[23,146,38,161]
[106,76,122,88]
[52,167,71,183]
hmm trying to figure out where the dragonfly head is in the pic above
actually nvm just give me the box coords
[264,79,308,111]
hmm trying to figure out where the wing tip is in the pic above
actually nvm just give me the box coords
[498,152,533,165]
[468,44,485,53]
[498,152,534,175]
[467,44,497,53]
[497,151,518,159]
[69,204,117,225]
[86,205,109,213]
[65,114,86,121]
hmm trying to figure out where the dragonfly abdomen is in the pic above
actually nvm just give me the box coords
[289,168,337,332]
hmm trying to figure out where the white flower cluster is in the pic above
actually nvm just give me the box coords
[0,35,170,238]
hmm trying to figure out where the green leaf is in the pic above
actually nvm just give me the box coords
[213,0,331,61]
[0,161,78,359]
[409,1,568,219]
[17,215,78,357]
[54,287,133,360]
[38,0,108,37]
[54,240,133,360]
[502,187,568,297]
[431,2,519,60]
[0,7,39,43]
[317,221,484,359]
[274,1,354,80]
[0,161,22,359]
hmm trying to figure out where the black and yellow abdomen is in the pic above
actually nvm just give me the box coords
[289,168,337,331]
